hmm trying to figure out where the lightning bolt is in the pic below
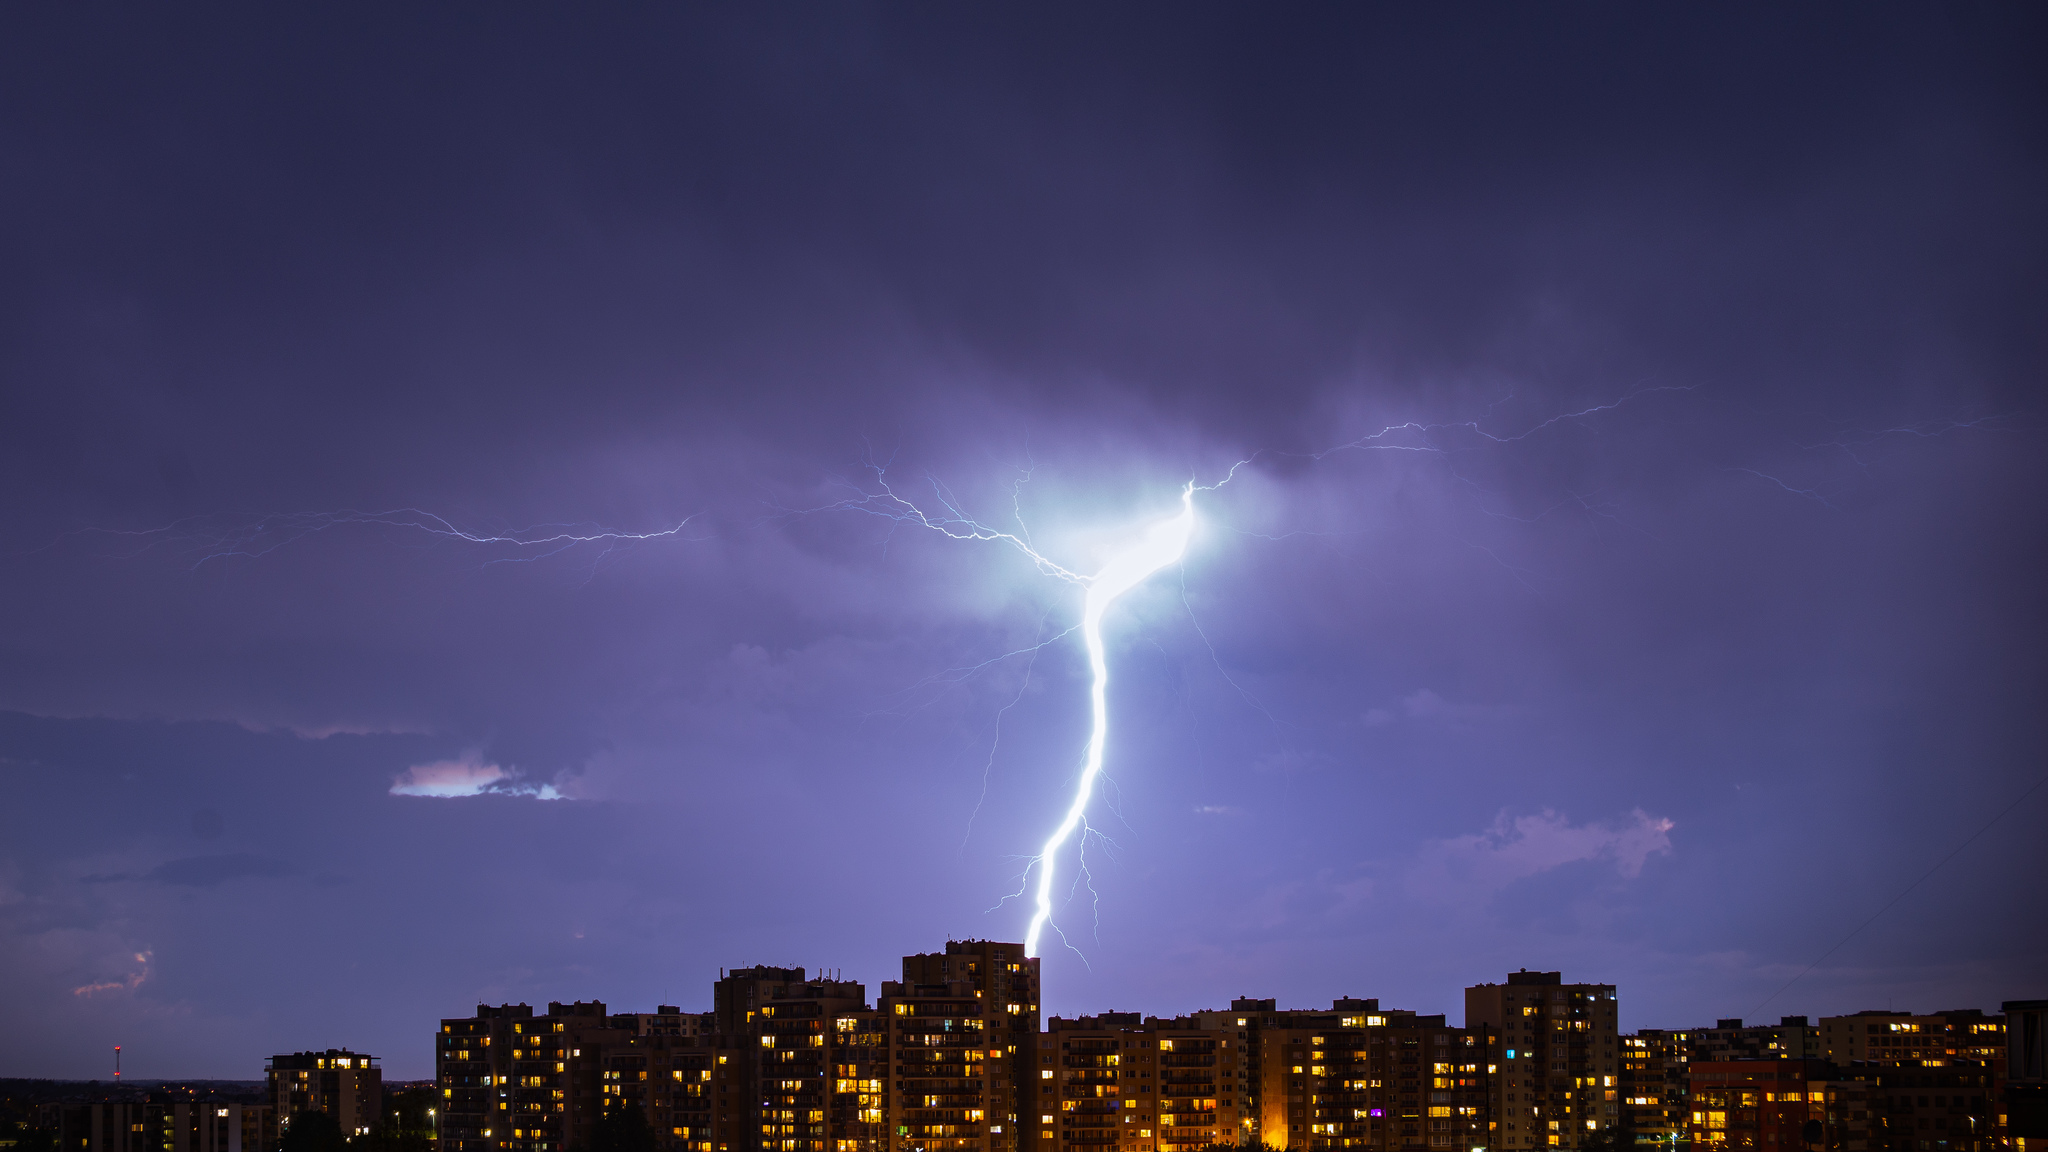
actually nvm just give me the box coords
[812,469,1203,957]
[1024,483,1196,958]
[57,508,700,571]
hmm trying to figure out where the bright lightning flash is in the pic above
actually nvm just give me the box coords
[1024,485,1196,957]
[807,470,1203,956]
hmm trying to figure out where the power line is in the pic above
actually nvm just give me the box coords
[1755,770,2047,1015]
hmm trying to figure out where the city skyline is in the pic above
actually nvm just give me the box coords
[2,5,2043,1085]
[13,949,2041,1152]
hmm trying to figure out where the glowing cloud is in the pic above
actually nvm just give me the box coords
[391,753,565,799]
[73,950,153,997]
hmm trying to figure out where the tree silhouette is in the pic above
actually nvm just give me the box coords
[591,1105,656,1152]
[279,1112,347,1152]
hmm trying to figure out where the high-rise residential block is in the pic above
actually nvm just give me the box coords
[1192,1001,1486,1152]
[1035,1013,1244,1152]
[712,966,876,1152]
[881,940,1041,1152]
[1619,1029,1691,1148]
[268,1050,382,1137]
[1193,994,1466,1148]
[1466,971,1621,1151]
[435,1001,626,1152]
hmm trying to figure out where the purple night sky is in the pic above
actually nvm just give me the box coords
[1,7,2042,1080]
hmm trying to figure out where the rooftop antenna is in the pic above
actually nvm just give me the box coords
[114,1046,121,1081]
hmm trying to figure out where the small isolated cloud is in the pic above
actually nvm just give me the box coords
[74,950,152,997]
[1193,805,1234,815]
[1415,808,1675,893]
[391,752,566,799]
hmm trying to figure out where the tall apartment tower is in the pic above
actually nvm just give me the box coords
[698,941,1039,1152]
[1465,971,1620,1151]
[1034,1013,1244,1152]
[881,940,1042,1152]
[435,1001,625,1152]
[710,966,878,1152]
[268,1050,383,1136]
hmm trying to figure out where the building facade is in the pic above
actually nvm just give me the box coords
[1036,1014,1243,1152]
[1692,1022,1823,1065]
[880,940,1041,1152]
[1467,972,1620,1151]
[433,941,1038,1152]
[2005,999,2048,1151]
[161,1101,277,1152]
[42,1099,275,1152]
[43,1103,157,1152]
[435,1000,626,1152]
[1818,1012,2006,1070]
[1686,1061,1861,1152]
[1619,1030,1692,1148]
[269,1050,382,1137]
[1812,1008,2008,1152]
[1868,1062,2002,1152]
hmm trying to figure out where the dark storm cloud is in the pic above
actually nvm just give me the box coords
[0,4,2043,1079]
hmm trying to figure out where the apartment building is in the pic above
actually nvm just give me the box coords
[713,966,876,1152]
[1691,1021,1822,1065]
[1256,1010,1490,1152]
[1818,1011,2006,1070]
[894,940,1042,1152]
[160,1100,277,1152]
[42,1103,157,1152]
[42,1099,275,1152]
[1618,1030,1691,1147]
[2005,999,2048,1150]
[1190,995,1445,1148]
[1033,1013,1242,1152]
[1687,1060,1849,1152]
[435,1000,624,1152]
[1869,1062,2002,1152]
[268,1050,382,1137]
[600,1031,720,1152]
[1466,971,1620,1151]
[880,940,1041,1152]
